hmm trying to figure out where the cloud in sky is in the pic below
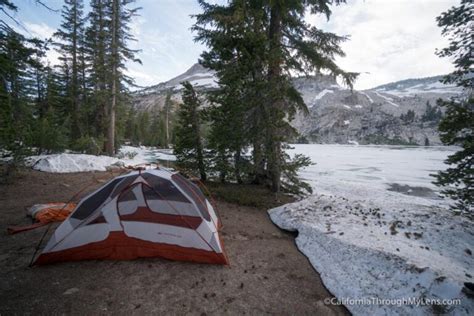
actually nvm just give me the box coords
[23,22,61,65]
[12,0,457,90]
[124,0,215,87]
[307,0,457,89]
[24,21,55,39]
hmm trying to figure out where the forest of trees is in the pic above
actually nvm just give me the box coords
[126,91,176,149]
[0,0,148,159]
[1,0,357,194]
[1,0,471,203]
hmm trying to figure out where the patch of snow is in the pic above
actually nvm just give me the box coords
[179,72,214,81]
[343,105,351,109]
[354,105,363,109]
[360,91,374,103]
[269,144,472,315]
[348,140,359,145]
[191,77,219,88]
[25,146,176,173]
[376,82,462,98]
[375,91,394,101]
[330,84,345,90]
[343,120,350,125]
[0,148,13,162]
[384,89,462,98]
[119,146,177,166]
[26,154,119,173]
[173,77,219,90]
[374,91,400,107]
[314,89,334,100]
[426,81,451,89]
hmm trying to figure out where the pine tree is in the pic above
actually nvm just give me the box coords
[434,0,473,213]
[0,0,77,161]
[400,109,416,124]
[264,0,357,192]
[0,27,41,159]
[194,0,264,184]
[30,40,70,154]
[162,90,173,148]
[104,0,141,155]
[191,0,269,187]
[207,85,248,183]
[0,1,70,160]
[194,0,356,192]
[85,0,109,143]
[422,101,443,123]
[54,0,86,142]
[174,82,207,181]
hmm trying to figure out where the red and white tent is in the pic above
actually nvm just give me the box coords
[34,169,229,265]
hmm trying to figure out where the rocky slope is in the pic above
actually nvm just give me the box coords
[133,64,462,145]
[133,63,216,111]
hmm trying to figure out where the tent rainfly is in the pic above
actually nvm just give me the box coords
[34,169,229,265]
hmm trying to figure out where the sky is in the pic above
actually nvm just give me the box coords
[6,0,457,90]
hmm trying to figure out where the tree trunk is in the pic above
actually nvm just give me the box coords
[252,139,266,184]
[106,0,119,156]
[97,0,106,147]
[219,150,226,183]
[71,0,80,139]
[195,125,206,181]
[165,100,169,148]
[234,149,242,184]
[35,69,45,118]
[107,77,116,155]
[267,4,283,193]
[192,91,206,181]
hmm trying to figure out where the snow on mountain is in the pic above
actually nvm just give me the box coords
[374,91,400,107]
[360,91,374,103]
[372,75,462,97]
[314,89,334,100]
[137,63,218,95]
[133,64,464,145]
[292,74,463,145]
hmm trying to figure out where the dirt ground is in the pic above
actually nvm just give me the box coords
[0,169,348,315]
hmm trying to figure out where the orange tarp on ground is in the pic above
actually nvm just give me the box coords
[7,203,76,235]
[32,203,76,223]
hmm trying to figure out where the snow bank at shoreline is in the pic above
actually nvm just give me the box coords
[268,145,473,315]
[269,193,473,315]
[25,146,176,173]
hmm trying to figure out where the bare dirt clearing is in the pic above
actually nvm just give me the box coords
[0,169,347,315]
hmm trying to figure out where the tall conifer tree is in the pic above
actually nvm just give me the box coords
[55,0,86,141]
[264,0,357,192]
[85,0,109,141]
[434,0,473,213]
[174,82,207,181]
[104,0,141,155]
[194,0,357,192]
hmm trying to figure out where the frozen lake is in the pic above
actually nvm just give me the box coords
[288,144,456,203]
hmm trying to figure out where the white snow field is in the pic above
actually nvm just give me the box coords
[269,144,473,315]
[314,89,334,100]
[25,146,176,173]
